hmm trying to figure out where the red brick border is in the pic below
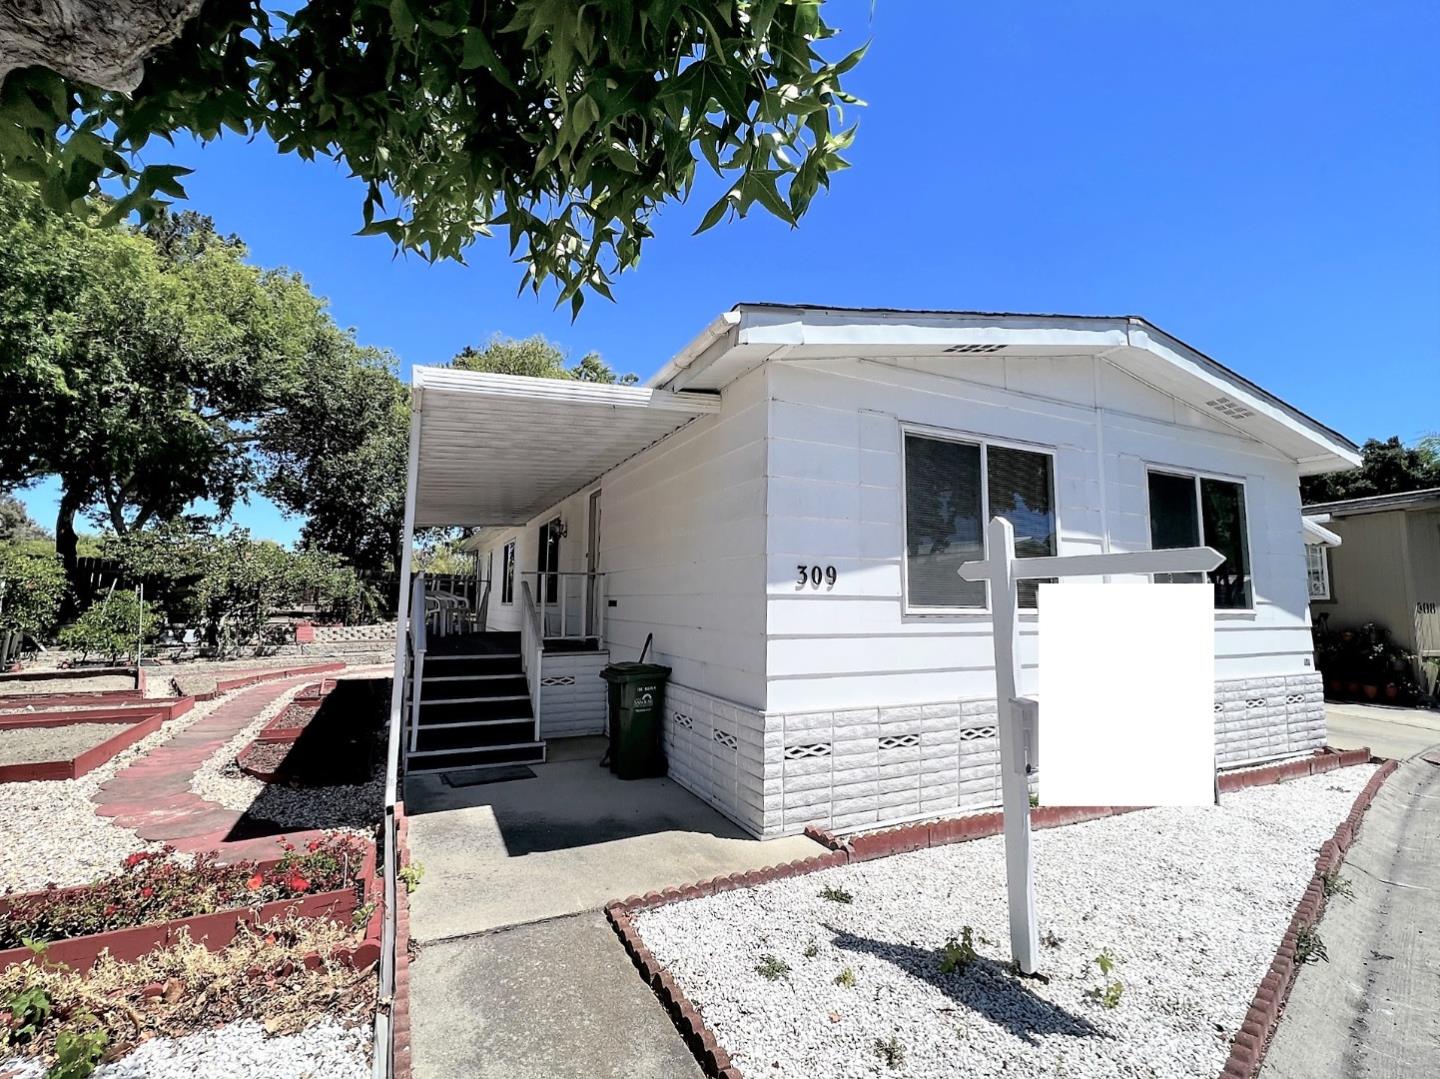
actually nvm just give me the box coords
[604,748,1389,1079]
[194,662,346,702]
[391,801,414,1079]
[1219,756,1399,1079]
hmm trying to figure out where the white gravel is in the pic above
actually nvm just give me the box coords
[191,673,385,833]
[634,765,1377,1079]
[0,692,237,892]
[0,1018,369,1079]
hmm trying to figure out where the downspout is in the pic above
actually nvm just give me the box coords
[1092,352,1118,577]
[375,390,423,1079]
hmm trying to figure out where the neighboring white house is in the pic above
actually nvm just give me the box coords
[395,304,1360,838]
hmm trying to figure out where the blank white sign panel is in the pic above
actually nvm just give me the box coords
[1038,582,1214,807]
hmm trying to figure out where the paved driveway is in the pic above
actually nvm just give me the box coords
[1261,748,1440,1078]
[404,737,823,1079]
[1325,702,1440,761]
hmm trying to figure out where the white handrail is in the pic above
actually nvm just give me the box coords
[519,581,545,742]
[522,570,606,645]
[408,574,426,754]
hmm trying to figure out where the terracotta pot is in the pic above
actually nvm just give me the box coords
[1362,684,1379,700]
[1345,681,1361,696]
[1384,684,1400,701]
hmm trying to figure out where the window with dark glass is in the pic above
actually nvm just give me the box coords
[501,541,516,604]
[904,433,1056,609]
[1146,470,1252,609]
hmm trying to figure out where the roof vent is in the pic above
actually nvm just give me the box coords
[1204,395,1255,420]
[943,343,1006,354]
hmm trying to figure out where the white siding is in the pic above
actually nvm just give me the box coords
[478,365,771,710]
[538,651,609,739]
[763,357,1317,714]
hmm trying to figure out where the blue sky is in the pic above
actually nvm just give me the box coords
[16,0,1439,543]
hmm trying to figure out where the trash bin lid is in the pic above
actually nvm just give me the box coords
[600,662,672,682]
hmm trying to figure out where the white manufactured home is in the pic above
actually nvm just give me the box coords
[392,304,1360,838]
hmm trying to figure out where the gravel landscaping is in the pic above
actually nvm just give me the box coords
[633,765,1378,1079]
[191,675,384,833]
[0,722,122,765]
[0,1019,370,1079]
[0,693,238,892]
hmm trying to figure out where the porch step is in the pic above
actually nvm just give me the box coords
[420,674,528,701]
[406,741,546,773]
[417,697,533,725]
[420,654,522,678]
[414,718,537,754]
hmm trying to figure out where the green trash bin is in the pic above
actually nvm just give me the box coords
[600,660,671,780]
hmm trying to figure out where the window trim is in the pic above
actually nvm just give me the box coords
[1142,464,1255,613]
[899,422,1060,616]
[500,540,516,605]
[1305,543,1332,602]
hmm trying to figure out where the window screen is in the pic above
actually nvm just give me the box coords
[1305,545,1330,601]
[905,435,985,608]
[501,542,515,604]
[904,434,1055,609]
[1201,478,1252,609]
[987,445,1057,607]
[1147,470,1252,608]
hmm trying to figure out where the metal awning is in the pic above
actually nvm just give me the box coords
[409,366,719,528]
[1302,515,1342,547]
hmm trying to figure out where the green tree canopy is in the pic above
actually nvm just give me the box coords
[0,180,332,592]
[450,333,637,383]
[0,494,45,543]
[1301,436,1440,504]
[0,1,863,310]
[257,333,411,577]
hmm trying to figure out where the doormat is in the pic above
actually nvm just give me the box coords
[442,765,537,788]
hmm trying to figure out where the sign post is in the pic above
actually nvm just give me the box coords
[959,517,1222,975]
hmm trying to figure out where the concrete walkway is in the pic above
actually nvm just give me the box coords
[1262,749,1440,1079]
[92,674,328,862]
[1325,702,1440,762]
[405,737,823,1079]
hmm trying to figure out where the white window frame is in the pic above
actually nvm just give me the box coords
[1142,465,1255,613]
[1305,544,1331,601]
[500,540,516,605]
[899,422,1060,616]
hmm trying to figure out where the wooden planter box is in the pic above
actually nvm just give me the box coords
[0,888,357,974]
[0,842,379,975]
[0,710,171,784]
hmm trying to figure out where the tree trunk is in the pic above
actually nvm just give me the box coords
[54,483,86,612]
[0,0,205,93]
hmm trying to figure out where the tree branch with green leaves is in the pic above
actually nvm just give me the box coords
[0,0,865,312]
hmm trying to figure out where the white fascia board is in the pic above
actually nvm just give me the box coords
[1301,516,1342,547]
[414,365,720,414]
[644,312,741,390]
[732,306,1130,352]
[1123,323,1360,472]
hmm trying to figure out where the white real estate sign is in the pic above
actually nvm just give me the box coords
[960,517,1222,975]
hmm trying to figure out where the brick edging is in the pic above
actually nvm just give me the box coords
[193,662,347,702]
[1220,756,1400,1079]
[391,802,414,1079]
[603,747,1385,1079]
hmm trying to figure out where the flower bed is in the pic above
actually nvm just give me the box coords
[258,700,324,743]
[0,913,377,1076]
[0,835,374,973]
[237,740,292,782]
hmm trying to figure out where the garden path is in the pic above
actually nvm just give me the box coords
[91,674,330,863]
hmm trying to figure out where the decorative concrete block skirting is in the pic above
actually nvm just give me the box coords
[605,746,1390,1079]
[661,671,1330,840]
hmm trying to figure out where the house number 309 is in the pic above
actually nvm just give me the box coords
[796,564,838,588]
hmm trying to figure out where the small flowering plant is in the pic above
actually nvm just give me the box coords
[0,835,368,950]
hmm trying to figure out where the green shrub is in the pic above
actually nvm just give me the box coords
[0,546,68,639]
[57,591,161,661]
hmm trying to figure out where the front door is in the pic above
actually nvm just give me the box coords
[537,518,561,604]
[586,490,602,638]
